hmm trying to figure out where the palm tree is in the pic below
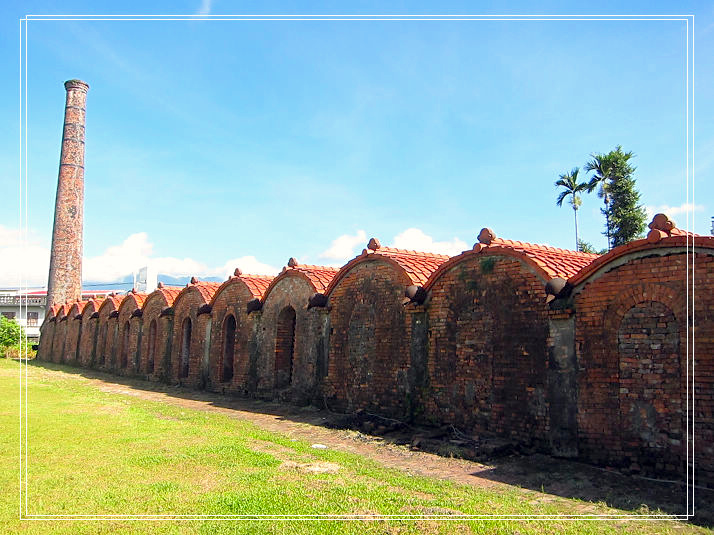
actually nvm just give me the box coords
[555,167,588,250]
[584,146,635,250]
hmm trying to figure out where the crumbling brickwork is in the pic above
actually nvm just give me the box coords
[115,292,147,376]
[169,281,220,387]
[51,306,68,364]
[39,217,714,487]
[208,275,271,396]
[425,254,550,447]
[573,247,712,485]
[139,285,181,381]
[257,264,335,403]
[324,248,445,418]
[62,301,85,365]
[95,295,122,370]
[77,299,100,367]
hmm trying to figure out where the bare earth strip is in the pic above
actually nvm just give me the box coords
[46,362,712,525]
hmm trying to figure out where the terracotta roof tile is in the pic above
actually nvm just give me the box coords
[325,245,451,296]
[486,238,598,280]
[264,264,339,298]
[187,281,222,304]
[211,274,275,304]
[569,233,714,286]
[240,274,275,299]
[372,246,451,286]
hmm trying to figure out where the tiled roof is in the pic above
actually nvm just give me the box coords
[486,238,598,280]
[264,264,338,299]
[374,247,451,285]
[176,280,222,306]
[424,238,597,290]
[569,233,714,287]
[120,292,148,313]
[144,285,183,309]
[82,299,100,316]
[98,294,124,314]
[325,244,451,296]
[288,264,339,293]
[211,274,275,305]
[241,275,274,299]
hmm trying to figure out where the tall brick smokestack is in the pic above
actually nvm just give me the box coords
[46,79,89,312]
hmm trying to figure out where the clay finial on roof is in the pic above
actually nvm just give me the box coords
[649,213,676,234]
[190,276,198,284]
[131,288,137,294]
[157,282,164,288]
[287,257,299,268]
[233,268,242,277]
[478,228,496,245]
[367,237,381,251]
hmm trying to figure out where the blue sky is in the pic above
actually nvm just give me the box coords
[2,1,712,287]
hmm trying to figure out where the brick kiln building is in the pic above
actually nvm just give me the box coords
[38,79,713,488]
[37,217,714,487]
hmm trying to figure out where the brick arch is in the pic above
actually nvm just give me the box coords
[603,283,685,336]
[616,301,682,475]
[221,314,237,384]
[274,306,296,390]
[325,256,415,417]
[425,254,550,442]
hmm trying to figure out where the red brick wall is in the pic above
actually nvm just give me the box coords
[139,293,173,380]
[208,281,256,395]
[258,275,324,402]
[116,297,144,376]
[96,302,119,370]
[37,320,55,361]
[574,251,713,485]
[325,258,413,417]
[78,301,100,366]
[171,289,210,388]
[426,255,550,446]
[63,316,82,365]
[52,318,68,363]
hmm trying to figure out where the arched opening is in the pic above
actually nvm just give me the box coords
[274,306,296,389]
[222,315,236,383]
[147,319,157,374]
[98,323,107,366]
[121,321,130,368]
[180,317,192,379]
[617,301,681,472]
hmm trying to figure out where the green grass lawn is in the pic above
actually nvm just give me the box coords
[0,358,708,534]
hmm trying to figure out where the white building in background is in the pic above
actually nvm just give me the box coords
[0,289,117,343]
[133,265,158,294]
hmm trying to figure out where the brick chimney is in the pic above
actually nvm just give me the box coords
[46,79,89,312]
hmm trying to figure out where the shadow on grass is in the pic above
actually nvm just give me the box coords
[27,359,713,527]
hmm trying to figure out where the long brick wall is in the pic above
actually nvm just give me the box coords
[36,219,714,486]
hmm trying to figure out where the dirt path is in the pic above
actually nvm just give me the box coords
[38,363,714,526]
[90,375,498,489]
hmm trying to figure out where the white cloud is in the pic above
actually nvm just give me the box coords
[0,228,278,288]
[0,225,50,287]
[319,230,367,264]
[197,0,212,15]
[390,228,467,256]
[645,203,704,219]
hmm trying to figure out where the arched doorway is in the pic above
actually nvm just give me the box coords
[222,315,236,383]
[275,306,296,389]
[147,319,157,374]
[180,317,192,379]
[120,321,130,368]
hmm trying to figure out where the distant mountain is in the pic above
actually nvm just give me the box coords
[157,275,225,286]
[82,274,225,292]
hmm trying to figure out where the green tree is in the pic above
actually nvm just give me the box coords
[555,167,589,250]
[585,145,647,249]
[0,316,24,356]
[577,239,607,255]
